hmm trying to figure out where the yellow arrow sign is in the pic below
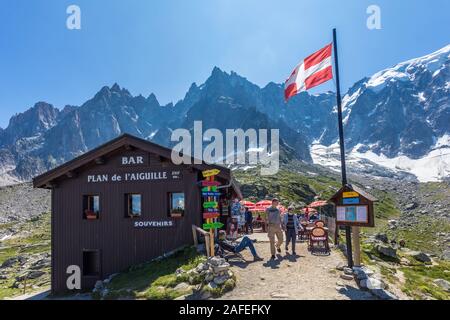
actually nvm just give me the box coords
[343,191,360,198]
[202,169,220,178]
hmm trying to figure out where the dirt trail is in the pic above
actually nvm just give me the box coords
[219,233,374,300]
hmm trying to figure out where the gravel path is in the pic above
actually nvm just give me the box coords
[219,233,374,300]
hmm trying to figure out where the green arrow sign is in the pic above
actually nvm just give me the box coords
[203,201,218,208]
[203,222,224,230]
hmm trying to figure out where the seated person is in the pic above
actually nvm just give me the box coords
[309,213,319,222]
[217,230,263,262]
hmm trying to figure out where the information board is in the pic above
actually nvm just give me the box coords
[336,205,369,224]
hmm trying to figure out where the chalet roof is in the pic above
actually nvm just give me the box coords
[329,184,378,203]
[33,134,241,197]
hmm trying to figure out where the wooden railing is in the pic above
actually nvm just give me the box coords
[192,225,211,257]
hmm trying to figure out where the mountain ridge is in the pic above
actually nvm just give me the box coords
[0,44,449,184]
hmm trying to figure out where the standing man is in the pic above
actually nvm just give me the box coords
[283,206,302,255]
[244,207,253,234]
[266,198,284,260]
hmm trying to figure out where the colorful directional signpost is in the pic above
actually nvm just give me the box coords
[200,169,222,256]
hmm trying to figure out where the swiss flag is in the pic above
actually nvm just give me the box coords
[284,44,333,101]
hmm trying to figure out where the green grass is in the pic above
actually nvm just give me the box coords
[103,246,206,300]
[0,212,51,300]
[401,261,450,300]
[234,166,341,204]
[386,216,450,256]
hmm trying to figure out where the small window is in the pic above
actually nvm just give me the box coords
[83,250,100,276]
[169,192,185,217]
[83,195,100,220]
[125,194,142,218]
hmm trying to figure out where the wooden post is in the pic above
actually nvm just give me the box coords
[205,233,211,257]
[192,225,198,247]
[352,226,361,267]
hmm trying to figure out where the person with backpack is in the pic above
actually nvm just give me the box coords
[282,206,302,255]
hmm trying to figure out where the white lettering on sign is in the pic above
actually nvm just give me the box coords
[122,156,144,165]
[124,171,167,181]
[87,171,169,183]
[134,220,174,228]
[87,174,108,183]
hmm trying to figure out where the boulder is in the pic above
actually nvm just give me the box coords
[205,272,214,282]
[352,267,368,280]
[208,257,226,267]
[174,282,193,292]
[375,244,397,259]
[375,233,389,243]
[27,270,45,279]
[433,279,450,291]
[371,289,398,300]
[212,263,230,274]
[360,277,385,290]
[411,252,431,263]
[441,250,450,261]
[213,274,230,285]
[340,274,354,281]
[1,257,18,269]
[343,267,353,275]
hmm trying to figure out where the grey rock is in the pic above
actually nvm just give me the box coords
[360,277,385,290]
[433,279,450,291]
[213,274,230,285]
[411,252,431,263]
[375,244,397,259]
[343,267,353,275]
[375,233,389,243]
[371,289,398,300]
[340,274,354,281]
[174,282,192,292]
[441,250,450,261]
[1,257,18,269]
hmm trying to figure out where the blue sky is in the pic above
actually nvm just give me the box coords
[0,0,449,128]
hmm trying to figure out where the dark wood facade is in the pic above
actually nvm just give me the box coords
[33,134,241,294]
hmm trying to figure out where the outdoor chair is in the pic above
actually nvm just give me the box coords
[216,239,245,262]
[308,227,330,255]
[314,220,325,228]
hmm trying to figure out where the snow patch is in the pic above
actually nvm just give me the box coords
[311,140,450,182]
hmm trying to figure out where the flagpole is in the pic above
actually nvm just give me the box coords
[333,28,354,268]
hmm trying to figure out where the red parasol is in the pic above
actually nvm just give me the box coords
[309,200,328,208]
[251,200,273,212]
[301,207,318,213]
[241,200,256,208]
[256,200,272,207]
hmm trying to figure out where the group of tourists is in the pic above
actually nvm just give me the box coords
[219,198,315,262]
